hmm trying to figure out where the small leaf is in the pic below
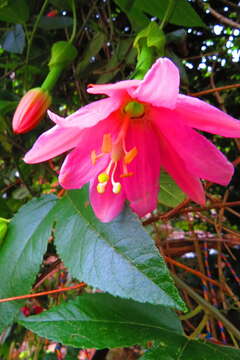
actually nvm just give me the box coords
[19,293,183,349]
[0,0,29,23]
[140,337,240,360]
[38,16,73,30]
[2,24,25,54]
[159,172,186,208]
[52,188,186,310]
[0,195,57,332]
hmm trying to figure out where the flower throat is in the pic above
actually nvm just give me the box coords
[91,100,145,194]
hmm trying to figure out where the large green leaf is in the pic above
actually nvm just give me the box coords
[0,195,57,332]
[0,0,29,23]
[51,188,185,310]
[116,0,205,29]
[19,293,183,348]
[159,172,186,208]
[136,0,205,28]
[141,337,240,360]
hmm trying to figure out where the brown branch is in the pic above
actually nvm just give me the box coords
[197,0,240,28]
[188,83,240,97]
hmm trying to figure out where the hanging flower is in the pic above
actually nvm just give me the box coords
[12,88,51,134]
[24,58,240,222]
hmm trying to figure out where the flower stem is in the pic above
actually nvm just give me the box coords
[41,65,63,92]
[159,0,176,30]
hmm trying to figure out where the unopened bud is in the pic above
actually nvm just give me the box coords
[12,88,51,134]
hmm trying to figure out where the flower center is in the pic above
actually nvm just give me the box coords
[91,105,142,194]
[124,101,145,118]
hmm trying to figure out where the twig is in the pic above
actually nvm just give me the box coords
[0,283,85,303]
[173,274,240,341]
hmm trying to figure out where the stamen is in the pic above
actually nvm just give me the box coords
[112,182,121,194]
[91,150,97,165]
[120,172,134,178]
[124,147,138,164]
[97,183,106,194]
[98,172,109,183]
[101,134,112,153]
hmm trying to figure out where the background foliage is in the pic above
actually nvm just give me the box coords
[0,0,240,359]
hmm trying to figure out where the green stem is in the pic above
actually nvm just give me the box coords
[159,0,176,30]
[180,305,203,321]
[69,0,77,43]
[25,0,49,64]
[41,66,63,92]
[173,274,240,341]
[189,314,209,339]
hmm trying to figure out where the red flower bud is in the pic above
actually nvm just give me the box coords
[12,88,51,134]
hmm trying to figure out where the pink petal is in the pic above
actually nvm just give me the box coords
[129,58,180,109]
[24,125,83,163]
[122,121,161,217]
[155,124,205,205]
[152,107,234,185]
[175,94,240,137]
[89,167,126,223]
[58,113,122,188]
[87,80,140,96]
[47,110,65,125]
[48,97,122,129]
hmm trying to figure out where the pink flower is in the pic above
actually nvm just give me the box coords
[24,58,240,222]
[13,88,51,134]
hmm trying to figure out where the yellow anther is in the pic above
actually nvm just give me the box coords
[91,150,97,165]
[124,147,138,164]
[112,182,121,194]
[97,183,106,194]
[101,134,112,153]
[98,172,109,183]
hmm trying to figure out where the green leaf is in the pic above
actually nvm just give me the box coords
[0,0,29,23]
[114,0,148,30]
[97,38,136,84]
[140,336,240,360]
[76,32,107,75]
[0,195,57,332]
[0,100,18,114]
[2,24,25,54]
[38,16,73,30]
[19,293,183,348]
[135,0,206,28]
[159,172,186,208]
[52,188,186,310]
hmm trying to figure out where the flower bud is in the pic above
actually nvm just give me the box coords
[12,88,51,134]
